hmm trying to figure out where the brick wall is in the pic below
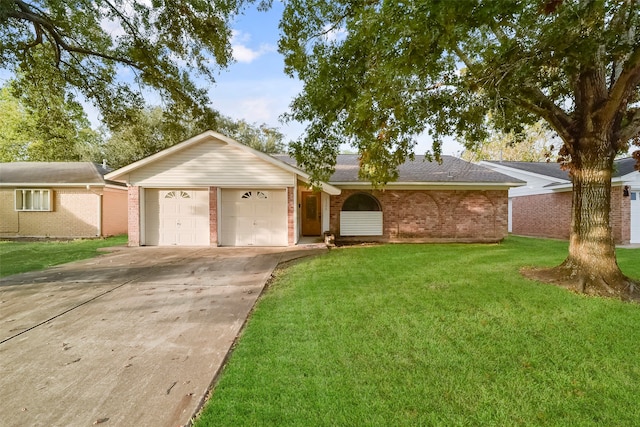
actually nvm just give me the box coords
[128,186,140,246]
[102,187,128,236]
[511,192,572,240]
[329,189,509,243]
[0,188,100,238]
[209,186,218,246]
[612,186,631,244]
[512,187,630,244]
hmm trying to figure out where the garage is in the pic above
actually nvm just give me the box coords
[220,189,287,246]
[145,189,209,246]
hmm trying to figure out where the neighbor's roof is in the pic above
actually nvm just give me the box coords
[484,160,571,181]
[0,162,122,186]
[274,154,525,185]
[485,157,638,180]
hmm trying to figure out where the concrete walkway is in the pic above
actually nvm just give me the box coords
[0,245,326,427]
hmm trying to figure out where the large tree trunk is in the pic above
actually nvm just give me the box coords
[553,139,636,296]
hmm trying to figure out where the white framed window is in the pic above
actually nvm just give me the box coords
[15,189,52,211]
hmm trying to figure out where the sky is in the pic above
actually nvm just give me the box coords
[206,2,464,156]
[0,2,463,156]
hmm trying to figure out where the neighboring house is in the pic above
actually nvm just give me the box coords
[480,158,640,244]
[105,130,523,247]
[0,162,128,239]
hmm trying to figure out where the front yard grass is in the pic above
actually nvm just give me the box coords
[195,236,640,426]
[0,235,127,277]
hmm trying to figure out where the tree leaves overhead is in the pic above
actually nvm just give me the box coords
[279,0,640,185]
[0,0,261,128]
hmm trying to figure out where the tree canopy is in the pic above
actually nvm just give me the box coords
[280,0,640,184]
[0,0,263,127]
[279,0,640,295]
[461,120,557,162]
[102,107,287,169]
[0,79,101,162]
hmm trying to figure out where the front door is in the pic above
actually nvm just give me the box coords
[301,192,321,236]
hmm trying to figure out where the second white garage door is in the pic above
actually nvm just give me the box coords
[220,189,288,246]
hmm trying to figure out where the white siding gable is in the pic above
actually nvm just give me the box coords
[128,139,295,187]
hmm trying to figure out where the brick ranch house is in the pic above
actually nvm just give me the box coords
[0,162,128,239]
[480,158,640,245]
[105,130,524,247]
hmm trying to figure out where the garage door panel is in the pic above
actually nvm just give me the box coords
[146,189,209,246]
[220,189,287,246]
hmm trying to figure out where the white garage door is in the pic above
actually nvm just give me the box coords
[220,189,287,246]
[631,191,639,244]
[145,189,209,246]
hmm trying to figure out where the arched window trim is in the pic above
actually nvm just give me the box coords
[341,192,382,212]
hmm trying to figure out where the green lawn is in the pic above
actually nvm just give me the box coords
[0,235,128,277]
[195,237,640,426]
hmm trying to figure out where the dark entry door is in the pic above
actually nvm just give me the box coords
[301,192,321,236]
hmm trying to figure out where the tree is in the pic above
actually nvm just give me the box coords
[219,118,287,154]
[0,0,259,128]
[103,107,287,169]
[462,120,557,162]
[0,79,102,162]
[279,0,640,296]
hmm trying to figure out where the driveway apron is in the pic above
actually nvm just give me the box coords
[0,246,324,427]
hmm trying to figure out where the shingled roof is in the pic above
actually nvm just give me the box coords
[0,162,123,186]
[485,157,638,181]
[273,154,524,185]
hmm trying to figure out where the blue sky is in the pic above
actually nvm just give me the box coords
[210,2,464,155]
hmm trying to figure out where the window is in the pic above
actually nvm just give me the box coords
[632,192,637,201]
[165,191,190,199]
[15,189,51,211]
[241,191,268,200]
[342,193,381,211]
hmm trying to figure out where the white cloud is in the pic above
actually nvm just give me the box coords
[231,30,276,63]
[322,24,347,42]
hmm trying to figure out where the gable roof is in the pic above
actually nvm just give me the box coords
[0,162,121,187]
[484,161,571,181]
[274,154,524,186]
[484,157,638,183]
[105,130,341,195]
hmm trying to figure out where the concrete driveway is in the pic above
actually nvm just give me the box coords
[0,245,326,427]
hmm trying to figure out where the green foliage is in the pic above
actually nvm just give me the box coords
[0,235,128,277]
[195,238,640,426]
[0,0,260,129]
[462,120,557,162]
[218,118,287,154]
[0,79,103,162]
[102,106,287,169]
[279,0,640,185]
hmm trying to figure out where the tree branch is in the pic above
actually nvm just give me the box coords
[8,0,139,68]
[596,45,640,125]
[616,108,640,144]
[517,85,573,137]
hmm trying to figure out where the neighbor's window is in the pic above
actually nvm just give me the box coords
[15,189,52,211]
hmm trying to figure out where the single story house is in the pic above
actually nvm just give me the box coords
[0,162,128,239]
[480,158,640,244]
[105,131,524,247]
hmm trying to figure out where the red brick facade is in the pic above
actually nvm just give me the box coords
[511,186,631,244]
[329,189,509,243]
[127,186,140,246]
